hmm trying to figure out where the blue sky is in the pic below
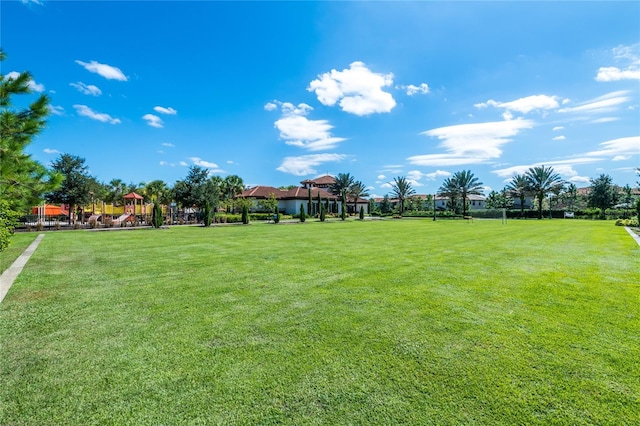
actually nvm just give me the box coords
[5,1,639,197]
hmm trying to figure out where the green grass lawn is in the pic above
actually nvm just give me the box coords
[0,232,38,275]
[1,220,638,425]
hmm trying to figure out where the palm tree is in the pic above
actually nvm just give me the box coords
[525,165,564,219]
[391,176,415,215]
[330,173,355,203]
[451,170,484,217]
[222,175,244,213]
[438,176,460,214]
[348,180,369,213]
[506,174,530,218]
[144,180,168,203]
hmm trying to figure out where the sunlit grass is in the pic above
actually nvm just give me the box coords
[0,232,38,274]
[1,220,638,424]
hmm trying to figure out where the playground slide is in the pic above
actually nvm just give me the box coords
[113,213,131,224]
[88,214,102,222]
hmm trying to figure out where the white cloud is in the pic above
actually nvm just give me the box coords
[154,106,177,115]
[272,101,346,151]
[190,157,223,171]
[48,105,64,116]
[161,142,174,147]
[308,61,396,115]
[377,174,386,180]
[264,102,278,111]
[612,155,630,161]
[558,91,630,114]
[277,153,346,176]
[70,82,102,96]
[74,104,120,124]
[380,182,393,189]
[143,114,163,128]
[552,126,564,131]
[493,157,603,179]
[583,136,640,158]
[426,170,451,180]
[407,170,426,181]
[475,95,559,114]
[591,117,619,124]
[552,135,566,141]
[403,83,430,96]
[595,67,640,81]
[6,71,45,92]
[569,176,590,183]
[43,148,60,154]
[179,161,188,166]
[75,60,127,81]
[21,0,44,4]
[408,119,534,166]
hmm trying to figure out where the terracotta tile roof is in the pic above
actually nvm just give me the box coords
[281,187,338,200]
[300,175,336,186]
[240,186,283,199]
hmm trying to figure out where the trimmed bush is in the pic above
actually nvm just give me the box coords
[242,205,249,224]
[300,204,306,223]
[359,206,364,220]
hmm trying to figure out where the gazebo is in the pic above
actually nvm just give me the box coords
[123,192,145,218]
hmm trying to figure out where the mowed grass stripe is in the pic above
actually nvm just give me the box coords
[1,220,638,425]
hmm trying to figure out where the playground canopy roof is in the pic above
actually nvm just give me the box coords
[31,204,69,216]
[123,192,144,200]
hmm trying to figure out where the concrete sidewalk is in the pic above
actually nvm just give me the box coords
[0,234,45,304]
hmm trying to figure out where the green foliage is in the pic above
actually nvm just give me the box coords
[307,188,312,215]
[241,204,249,224]
[359,205,364,220]
[615,217,639,227]
[0,199,20,252]
[299,203,306,222]
[380,194,392,214]
[391,176,416,215]
[1,51,62,214]
[525,165,564,219]
[151,200,164,228]
[486,189,513,209]
[320,203,326,222]
[587,174,618,219]
[258,193,278,213]
[349,180,369,212]
[203,202,212,227]
[172,166,221,214]
[46,154,95,223]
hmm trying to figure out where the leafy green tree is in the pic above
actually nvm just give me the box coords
[380,194,392,214]
[359,205,364,220]
[144,180,169,204]
[340,189,347,220]
[506,174,530,218]
[587,174,618,219]
[486,189,513,209]
[0,50,62,220]
[562,183,578,212]
[299,203,306,222]
[46,154,94,224]
[319,202,326,222]
[203,202,212,227]
[259,193,279,214]
[349,180,369,213]
[391,176,416,215]
[172,166,221,221]
[525,165,564,219]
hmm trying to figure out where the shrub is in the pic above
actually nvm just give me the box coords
[88,218,98,229]
[320,204,326,222]
[242,205,249,224]
[359,206,364,220]
[203,203,212,227]
[152,202,164,228]
[0,200,19,251]
[300,204,306,223]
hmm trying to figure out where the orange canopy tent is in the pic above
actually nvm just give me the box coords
[31,204,69,216]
